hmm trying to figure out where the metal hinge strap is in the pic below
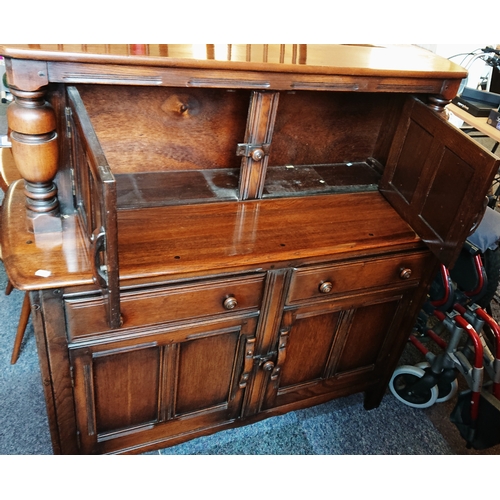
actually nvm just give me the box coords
[239,337,256,389]
[65,107,72,138]
[271,329,289,381]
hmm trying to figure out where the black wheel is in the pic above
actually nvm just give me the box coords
[478,247,500,310]
[416,362,458,403]
[389,365,438,408]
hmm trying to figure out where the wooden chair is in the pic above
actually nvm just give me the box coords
[1,146,31,364]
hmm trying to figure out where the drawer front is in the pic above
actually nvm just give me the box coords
[287,252,432,304]
[65,274,265,339]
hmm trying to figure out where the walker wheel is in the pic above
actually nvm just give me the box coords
[415,362,458,403]
[389,365,439,408]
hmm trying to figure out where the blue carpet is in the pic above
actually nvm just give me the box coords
[159,392,452,455]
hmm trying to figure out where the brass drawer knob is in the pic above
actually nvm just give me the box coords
[223,296,238,310]
[400,268,412,280]
[319,281,333,294]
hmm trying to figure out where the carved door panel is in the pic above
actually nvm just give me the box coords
[66,86,120,328]
[69,315,258,454]
[380,96,500,268]
[261,287,416,412]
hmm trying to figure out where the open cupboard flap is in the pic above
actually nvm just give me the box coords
[379,96,500,269]
[67,86,121,328]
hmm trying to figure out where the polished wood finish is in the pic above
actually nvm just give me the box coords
[1,44,497,455]
[0,44,467,78]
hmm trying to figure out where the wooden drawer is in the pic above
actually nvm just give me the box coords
[287,252,432,304]
[65,274,265,340]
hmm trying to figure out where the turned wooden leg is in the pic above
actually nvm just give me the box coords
[11,291,31,364]
[7,88,61,233]
[5,279,14,296]
[427,95,452,113]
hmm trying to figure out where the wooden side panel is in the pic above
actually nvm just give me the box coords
[380,97,500,268]
[31,289,80,455]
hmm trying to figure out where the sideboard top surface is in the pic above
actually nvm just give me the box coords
[0,44,467,79]
[1,183,424,290]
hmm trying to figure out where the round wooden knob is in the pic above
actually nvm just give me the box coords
[223,296,238,310]
[262,361,275,371]
[251,148,264,162]
[319,281,333,294]
[400,268,412,280]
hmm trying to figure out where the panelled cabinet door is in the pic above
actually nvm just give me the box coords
[380,97,500,268]
[67,86,121,328]
[69,315,258,454]
[261,288,416,412]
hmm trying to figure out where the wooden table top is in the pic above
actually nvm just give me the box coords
[0,44,467,79]
[447,102,500,144]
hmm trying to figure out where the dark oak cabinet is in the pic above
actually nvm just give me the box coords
[1,44,498,454]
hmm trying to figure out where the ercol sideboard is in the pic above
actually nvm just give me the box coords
[1,44,498,455]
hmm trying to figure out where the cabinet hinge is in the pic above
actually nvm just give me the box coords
[239,337,256,389]
[65,107,72,138]
[271,329,289,381]
[69,365,75,388]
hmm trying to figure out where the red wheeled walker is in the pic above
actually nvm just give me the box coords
[389,207,500,450]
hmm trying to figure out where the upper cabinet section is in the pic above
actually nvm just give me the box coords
[75,85,250,207]
[70,85,398,207]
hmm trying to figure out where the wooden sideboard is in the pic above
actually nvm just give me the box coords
[1,44,499,454]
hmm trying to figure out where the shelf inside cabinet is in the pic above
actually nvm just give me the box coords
[114,161,381,208]
[262,161,381,198]
[115,168,240,209]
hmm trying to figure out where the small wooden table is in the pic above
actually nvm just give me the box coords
[447,102,500,151]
